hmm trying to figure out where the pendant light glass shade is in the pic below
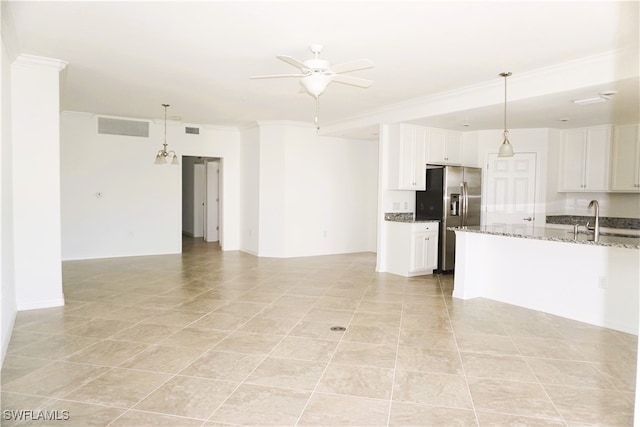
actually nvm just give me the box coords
[498,131,515,157]
[497,72,515,158]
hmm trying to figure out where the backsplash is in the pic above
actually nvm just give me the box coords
[546,215,640,230]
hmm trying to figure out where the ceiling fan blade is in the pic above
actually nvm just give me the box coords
[277,55,309,71]
[331,74,373,88]
[331,59,374,74]
[250,73,306,79]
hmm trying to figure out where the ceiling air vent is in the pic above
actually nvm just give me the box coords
[98,117,149,137]
[185,126,200,135]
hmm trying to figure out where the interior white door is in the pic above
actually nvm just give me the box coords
[484,152,537,233]
[193,163,205,238]
[205,160,219,242]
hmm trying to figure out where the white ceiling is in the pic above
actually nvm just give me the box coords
[5,1,639,139]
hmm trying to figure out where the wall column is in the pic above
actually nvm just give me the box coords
[12,54,67,310]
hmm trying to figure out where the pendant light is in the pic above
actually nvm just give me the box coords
[498,72,515,157]
[154,103,179,165]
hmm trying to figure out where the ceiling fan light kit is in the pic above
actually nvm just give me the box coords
[250,44,374,130]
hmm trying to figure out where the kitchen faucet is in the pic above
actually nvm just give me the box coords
[586,200,600,242]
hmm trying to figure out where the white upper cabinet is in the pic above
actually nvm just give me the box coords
[610,124,640,192]
[558,125,611,192]
[387,123,427,190]
[426,128,462,165]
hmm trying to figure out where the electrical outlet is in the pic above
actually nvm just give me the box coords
[392,202,400,210]
[598,276,607,289]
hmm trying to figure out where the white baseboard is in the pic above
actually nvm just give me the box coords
[17,298,65,311]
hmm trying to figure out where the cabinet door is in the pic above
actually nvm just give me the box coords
[410,231,437,272]
[398,125,417,189]
[445,131,463,164]
[413,127,427,189]
[398,124,426,190]
[427,129,462,165]
[427,128,447,164]
[424,231,438,270]
[584,126,611,191]
[611,124,640,192]
[559,129,587,191]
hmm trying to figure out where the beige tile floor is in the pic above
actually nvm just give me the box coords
[1,237,637,426]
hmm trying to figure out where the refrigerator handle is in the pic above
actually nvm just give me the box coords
[461,182,469,226]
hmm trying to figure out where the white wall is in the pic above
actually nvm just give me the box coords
[12,56,66,311]
[256,124,287,257]
[239,126,260,255]
[1,1,17,362]
[281,124,378,257]
[249,122,378,258]
[61,113,241,260]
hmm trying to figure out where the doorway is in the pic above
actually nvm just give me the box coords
[483,152,537,233]
[182,156,220,243]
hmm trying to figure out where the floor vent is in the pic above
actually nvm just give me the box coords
[98,117,149,137]
[185,126,200,135]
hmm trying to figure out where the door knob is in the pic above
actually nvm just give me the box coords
[523,217,533,222]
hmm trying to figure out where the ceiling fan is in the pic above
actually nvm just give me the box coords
[250,44,374,129]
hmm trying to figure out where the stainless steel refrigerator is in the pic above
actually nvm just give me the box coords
[415,165,482,272]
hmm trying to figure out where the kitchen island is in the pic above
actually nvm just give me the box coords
[452,225,640,334]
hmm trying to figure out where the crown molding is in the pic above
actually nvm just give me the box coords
[13,54,68,71]
[322,48,638,135]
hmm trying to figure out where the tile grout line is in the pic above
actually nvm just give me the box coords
[439,273,481,427]
[200,272,328,424]
[292,261,377,426]
[384,276,406,427]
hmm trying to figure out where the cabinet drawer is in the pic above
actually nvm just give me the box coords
[411,222,439,233]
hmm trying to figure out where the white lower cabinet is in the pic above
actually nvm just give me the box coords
[385,221,439,277]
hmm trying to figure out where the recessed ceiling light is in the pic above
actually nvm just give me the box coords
[559,118,570,122]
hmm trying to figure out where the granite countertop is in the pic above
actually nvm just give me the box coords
[384,213,438,223]
[546,215,640,230]
[449,225,640,250]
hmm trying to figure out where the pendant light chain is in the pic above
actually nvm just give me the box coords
[314,96,320,132]
[501,72,511,140]
[503,74,508,138]
[163,103,169,152]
